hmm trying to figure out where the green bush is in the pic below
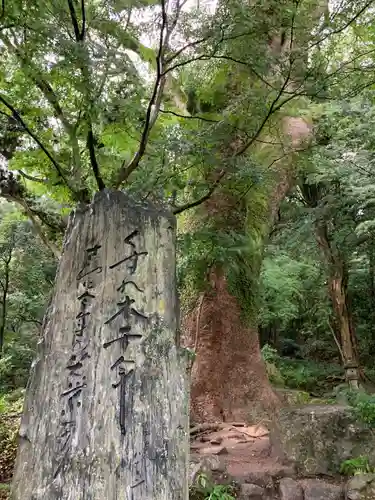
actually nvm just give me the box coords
[261,344,279,363]
[340,456,374,476]
[189,474,236,500]
[261,345,343,395]
[348,392,375,428]
[0,483,10,500]
[0,337,35,394]
[261,344,285,386]
[0,393,23,485]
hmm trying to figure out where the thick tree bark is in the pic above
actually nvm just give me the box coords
[183,162,296,423]
[12,190,188,500]
[185,268,280,424]
[315,223,360,388]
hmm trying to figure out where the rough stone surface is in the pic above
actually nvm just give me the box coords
[279,477,303,500]
[301,479,344,500]
[277,405,375,475]
[11,190,189,499]
[239,483,266,499]
[189,456,226,486]
[346,473,375,500]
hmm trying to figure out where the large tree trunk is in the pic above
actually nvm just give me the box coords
[12,190,188,500]
[185,268,280,423]
[182,107,312,424]
[183,162,296,423]
[315,223,360,388]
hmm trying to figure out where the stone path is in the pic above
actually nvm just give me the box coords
[190,422,346,499]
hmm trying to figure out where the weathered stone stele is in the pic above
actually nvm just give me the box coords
[11,190,189,500]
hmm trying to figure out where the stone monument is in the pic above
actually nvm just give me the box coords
[11,190,189,499]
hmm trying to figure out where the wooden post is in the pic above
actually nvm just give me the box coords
[11,190,189,500]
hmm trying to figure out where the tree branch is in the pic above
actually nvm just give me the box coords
[165,36,210,64]
[172,170,226,215]
[0,35,82,176]
[115,0,168,187]
[67,0,83,41]
[309,0,374,50]
[234,74,293,157]
[18,199,61,259]
[87,124,105,190]
[159,109,218,123]
[80,0,86,40]
[233,12,299,159]
[18,170,48,184]
[0,95,72,189]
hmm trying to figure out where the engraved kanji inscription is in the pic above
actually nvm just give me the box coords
[55,243,102,477]
[105,296,147,326]
[77,244,103,281]
[105,231,149,435]
[109,230,148,274]
[111,357,135,435]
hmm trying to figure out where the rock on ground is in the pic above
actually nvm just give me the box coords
[346,473,375,500]
[301,479,344,500]
[279,477,303,500]
[277,405,375,475]
[239,483,266,499]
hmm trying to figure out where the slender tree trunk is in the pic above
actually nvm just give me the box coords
[315,224,360,388]
[0,257,10,358]
[369,243,375,308]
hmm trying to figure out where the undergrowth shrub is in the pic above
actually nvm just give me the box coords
[0,337,35,394]
[261,344,342,394]
[261,344,285,386]
[346,391,375,427]
[189,473,236,500]
[0,483,10,500]
[0,392,23,487]
[340,456,375,476]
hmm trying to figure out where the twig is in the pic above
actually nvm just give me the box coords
[67,0,83,41]
[0,95,70,189]
[18,170,48,184]
[87,125,105,190]
[115,0,168,187]
[309,0,374,50]
[327,319,345,363]
[173,170,226,215]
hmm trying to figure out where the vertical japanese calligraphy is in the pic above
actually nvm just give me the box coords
[54,244,102,478]
[104,230,148,435]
